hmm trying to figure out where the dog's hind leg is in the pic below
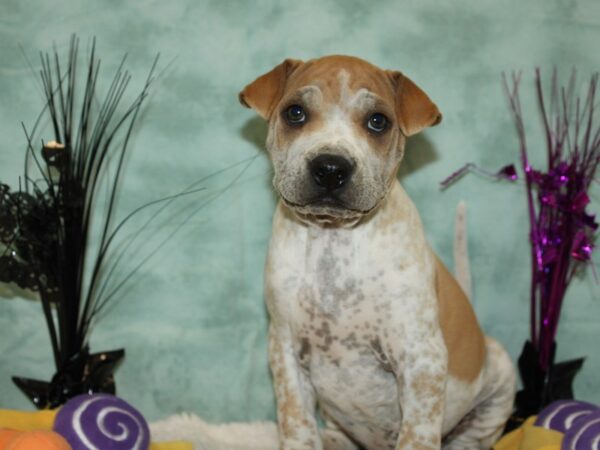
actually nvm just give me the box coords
[443,337,516,450]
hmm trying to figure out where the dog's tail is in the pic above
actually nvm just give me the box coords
[454,201,472,301]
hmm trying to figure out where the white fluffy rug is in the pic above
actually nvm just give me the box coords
[150,414,279,450]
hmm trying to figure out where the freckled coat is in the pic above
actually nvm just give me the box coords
[240,55,516,450]
[266,181,490,448]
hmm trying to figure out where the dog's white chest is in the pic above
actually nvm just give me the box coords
[265,183,438,446]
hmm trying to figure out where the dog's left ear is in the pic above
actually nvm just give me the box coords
[239,59,303,120]
[388,71,442,137]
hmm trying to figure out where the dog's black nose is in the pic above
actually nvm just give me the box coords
[309,154,353,191]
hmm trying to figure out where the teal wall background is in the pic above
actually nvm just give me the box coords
[1,0,599,422]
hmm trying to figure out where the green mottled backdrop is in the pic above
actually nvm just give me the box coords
[1,0,599,422]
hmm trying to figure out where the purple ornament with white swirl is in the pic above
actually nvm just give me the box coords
[562,410,600,450]
[534,400,600,450]
[535,400,598,434]
[54,393,150,450]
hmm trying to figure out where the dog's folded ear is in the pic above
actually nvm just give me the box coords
[239,59,303,120]
[387,71,442,137]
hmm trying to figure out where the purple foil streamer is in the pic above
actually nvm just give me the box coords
[503,69,600,371]
[443,69,599,373]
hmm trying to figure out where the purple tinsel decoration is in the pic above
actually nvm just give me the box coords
[504,69,600,371]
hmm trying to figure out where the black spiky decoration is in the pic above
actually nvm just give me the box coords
[0,36,158,408]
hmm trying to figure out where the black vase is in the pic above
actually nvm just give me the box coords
[13,347,124,409]
[505,340,585,432]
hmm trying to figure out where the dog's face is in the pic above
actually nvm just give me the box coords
[239,55,441,225]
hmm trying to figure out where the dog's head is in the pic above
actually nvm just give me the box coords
[239,55,441,225]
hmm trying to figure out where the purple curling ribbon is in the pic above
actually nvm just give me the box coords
[54,393,150,450]
[440,163,517,189]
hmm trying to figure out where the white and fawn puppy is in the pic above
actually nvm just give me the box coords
[239,56,516,450]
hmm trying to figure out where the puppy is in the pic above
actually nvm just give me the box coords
[239,55,515,450]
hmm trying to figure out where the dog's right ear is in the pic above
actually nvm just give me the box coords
[239,59,303,120]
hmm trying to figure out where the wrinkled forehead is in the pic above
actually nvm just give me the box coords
[283,58,396,110]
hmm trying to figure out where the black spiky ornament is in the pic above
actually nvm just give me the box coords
[0,36,157,408]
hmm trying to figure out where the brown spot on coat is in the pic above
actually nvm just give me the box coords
[435,256,486,381]
[298,337,311,364]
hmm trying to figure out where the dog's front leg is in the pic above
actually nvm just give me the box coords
[392,329,447,450]
[269,323,322,450]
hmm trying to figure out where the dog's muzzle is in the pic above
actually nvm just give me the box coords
[278,153,376,226]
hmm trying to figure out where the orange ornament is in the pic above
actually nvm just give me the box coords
[0,429,20,448]
[4,430,72,450]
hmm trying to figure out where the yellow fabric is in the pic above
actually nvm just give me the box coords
[494,417,563,450]
[149,443,194,450]
[0,410,57,432]
[0,409,193,450]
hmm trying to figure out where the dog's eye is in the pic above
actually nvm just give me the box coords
[367,113,388,133]
[285,105,306,125]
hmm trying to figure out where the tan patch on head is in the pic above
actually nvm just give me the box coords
[273,56,401,156]
[284,56,395,100]
[435,256,486,381]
